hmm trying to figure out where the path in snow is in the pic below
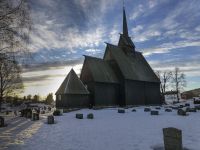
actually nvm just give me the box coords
[0,115,45,149]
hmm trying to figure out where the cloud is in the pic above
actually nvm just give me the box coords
[129,4,145,20]
[142,40,200,56]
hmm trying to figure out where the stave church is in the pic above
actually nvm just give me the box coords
[56,6,161,108]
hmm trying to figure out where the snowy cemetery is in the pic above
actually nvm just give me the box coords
[0,99,200,150]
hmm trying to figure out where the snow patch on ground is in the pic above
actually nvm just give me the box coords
[7,102,200,150]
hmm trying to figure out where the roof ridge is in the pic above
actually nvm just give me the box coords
[84,55,103,61]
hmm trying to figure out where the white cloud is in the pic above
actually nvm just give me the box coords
[195,25,200,32]
[131,24,161,42]
[108,24,120,44]
[142,40,200,56]
[29,22,106,53]
[129,4,144,20]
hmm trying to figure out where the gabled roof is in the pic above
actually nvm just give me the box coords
[56,69,89,95]
[104,44,160,83]
[83,56,119,83]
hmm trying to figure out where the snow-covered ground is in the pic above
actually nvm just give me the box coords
[2,100,199,150]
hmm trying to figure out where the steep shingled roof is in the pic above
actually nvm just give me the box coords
[83,56,119,83]
[104,44,160,83]
[56,69,89,95]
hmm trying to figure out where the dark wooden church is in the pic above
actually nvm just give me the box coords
[56,7,161,108]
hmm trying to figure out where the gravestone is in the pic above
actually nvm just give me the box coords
[87,113,94,119]
[179,105,184,108]
[163,127,182,150]
[47,115,54,124]
[185,103,190,107]
[0,116,5,127]
[186,107,196,112]
[76,113,83,119]
[26,111,32,118]
[132,109,136,112]
[32,113,39,121]
[177,109,186,116]
[165,108,172,112]
[53,110,61,116]
[151,110,159,115]
[144,108,151,112]
[155,107,161,110]
[118,109,125,113]
[171,106,179,110]
[194,100,200,104]
[195,105,200,110]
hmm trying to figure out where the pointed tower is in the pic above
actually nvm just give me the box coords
[123,6,129,37]
[118,3,135,53]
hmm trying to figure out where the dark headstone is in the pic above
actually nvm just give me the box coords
[185,103,190,107]
[195,105,200,110]
[179,105,184,108]
[155,107,161,110]
[151,110,159,115]
[87,113,94,119]
[53,110,61,116]
[165,108,172,112]
[177,109,186,116]
[194,100,200,104]
[118,109,125,113]
[76,113,83,119]
[173,101,179,104]
[132,109,136,112]
[171,106,179,110]
[0,116,5,127]
[144,108,151,112]
[26,111,32,118]
[32,113,39,121]
[163,127,182,150]
[47,115,54,124]
[186,107,197,112]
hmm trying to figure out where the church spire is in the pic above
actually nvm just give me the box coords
[123,2,129,37]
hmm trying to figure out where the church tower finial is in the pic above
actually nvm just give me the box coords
[123,0,129,37]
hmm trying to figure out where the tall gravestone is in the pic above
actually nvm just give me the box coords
[163,127,182,150]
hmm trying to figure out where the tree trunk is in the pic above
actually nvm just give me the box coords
[177,90,180,102]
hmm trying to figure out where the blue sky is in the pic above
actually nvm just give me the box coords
[22,0,200,97]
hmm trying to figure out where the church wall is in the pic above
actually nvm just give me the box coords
[56,94,90,109]
[94,82,119,106]
[124,80,161,105]
[145,82,161,105]
[124,80,146,105]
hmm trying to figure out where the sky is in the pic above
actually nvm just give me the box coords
[22,0,200,98]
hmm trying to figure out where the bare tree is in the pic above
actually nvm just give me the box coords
[156,70,172,103]
[0,0,31,55]
[0,0,31,110]
[171,67,186,102]
[0,54,24,110]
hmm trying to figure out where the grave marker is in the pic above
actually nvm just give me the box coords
[47,115,54,124]
[163,127,182,150]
